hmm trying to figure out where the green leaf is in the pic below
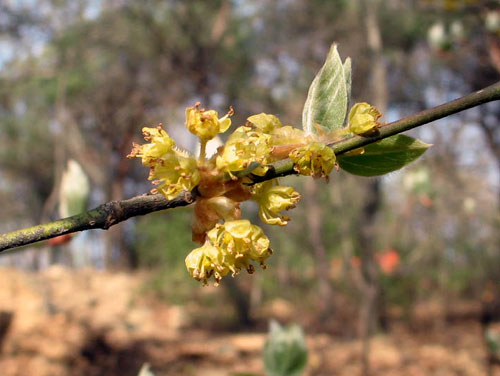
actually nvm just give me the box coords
[302,44,348,134]
[343,57,352,125]
[59,159,90,217]
[337,135,431,177]
[137,363,155,376]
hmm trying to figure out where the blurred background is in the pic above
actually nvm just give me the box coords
[0,0,500,375]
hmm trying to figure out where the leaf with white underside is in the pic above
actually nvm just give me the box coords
[302,44,348,134]
[337,135,431,177]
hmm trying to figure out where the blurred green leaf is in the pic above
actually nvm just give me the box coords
[59,160,90,218]
[263,320,308,376]
[137,363,155,376]
[302,44,348,133]
[485,329,500,356]
[337,135,431,177]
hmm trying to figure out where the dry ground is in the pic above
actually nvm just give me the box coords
[0,266,497,376]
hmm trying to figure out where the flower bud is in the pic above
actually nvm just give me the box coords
[348,102,381,135]
[192,196,241,244]
[185,102,232,142]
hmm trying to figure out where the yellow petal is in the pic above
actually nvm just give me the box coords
[247,113,282,133]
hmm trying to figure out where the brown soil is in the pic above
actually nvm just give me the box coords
[0,266,497,376]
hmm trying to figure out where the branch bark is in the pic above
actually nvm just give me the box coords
[0,192,195,252]
[1,81,500,253]
[250,81,500,183]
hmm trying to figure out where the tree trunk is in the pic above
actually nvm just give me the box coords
[358,0,387,374]
[106,123,139,269]
[358,179,381,376]
[225,278,254,328]
[305,179,334,321]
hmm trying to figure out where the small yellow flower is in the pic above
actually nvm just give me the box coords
[185,241,232,285]
[215,126,272,176]
[247,113,282,133]
[185,102,233,142]
[289,142,336,178]
[348,102,381,135]
[149,151,200,199]
[127,125,175,166]
[252,180,301,226]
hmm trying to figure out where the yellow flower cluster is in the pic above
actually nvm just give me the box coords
[129,102,381,285]
[185,220,272,285]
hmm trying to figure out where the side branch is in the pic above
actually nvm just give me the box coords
[1,81,500,252]
[252,81,500,182]
[333,81,500,155]
[0,192,195,252]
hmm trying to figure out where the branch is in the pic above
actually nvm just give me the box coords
[0,192,195,252]
[2,81,500,253]
[253,81,500,181]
